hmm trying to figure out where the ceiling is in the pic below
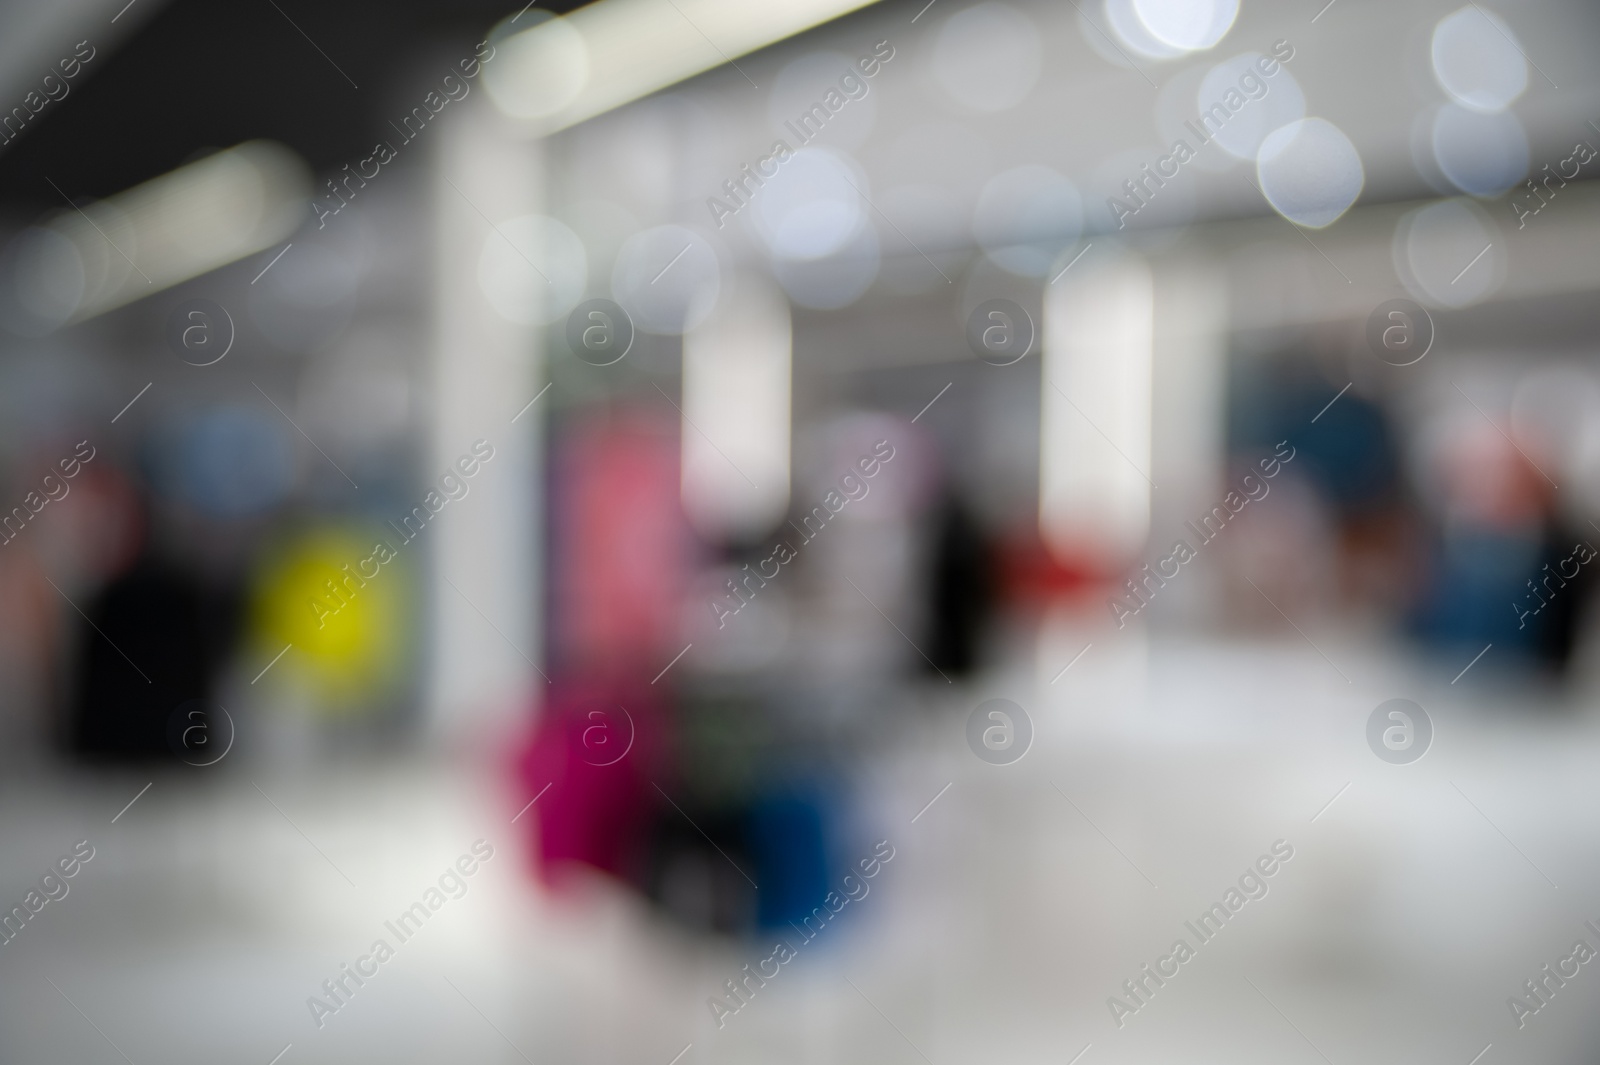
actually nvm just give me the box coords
[0,0,594,212]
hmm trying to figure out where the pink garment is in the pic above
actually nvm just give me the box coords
[517,678,667,885]
[521,408,695,884]
[548,410,694,676]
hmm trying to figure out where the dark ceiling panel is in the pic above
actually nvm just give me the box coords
[0,0,593,211]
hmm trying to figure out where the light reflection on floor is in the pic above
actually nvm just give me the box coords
[2,629,1597,1065]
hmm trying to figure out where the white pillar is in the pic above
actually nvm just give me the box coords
[427,98,544,743]
[1039,254,1155,566]
[681,271,792,542]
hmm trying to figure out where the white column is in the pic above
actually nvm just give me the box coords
[680,271,792,542]
[1039,253,1155,566]
[427,99,544,743]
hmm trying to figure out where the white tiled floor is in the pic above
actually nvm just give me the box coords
[3,630,1598,1064]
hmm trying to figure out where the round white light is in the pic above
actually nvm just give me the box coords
[932,3,1042,112]
[1431,103,1528,197]
[482,12,589,121]
[0,227,84,336]
[1132,0,1238,52]
[973,165,1082,277]
[477,214,586,326]
[1197,53,1306,162]
[768,51,877,151]
[752,148,867,261]
[772,224,879,310]
[1256,117,1363,228]
[612,225,720,334]
[1394,198,1503,308]
[1431,6,1528,113]
[1100,0,1187,60]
